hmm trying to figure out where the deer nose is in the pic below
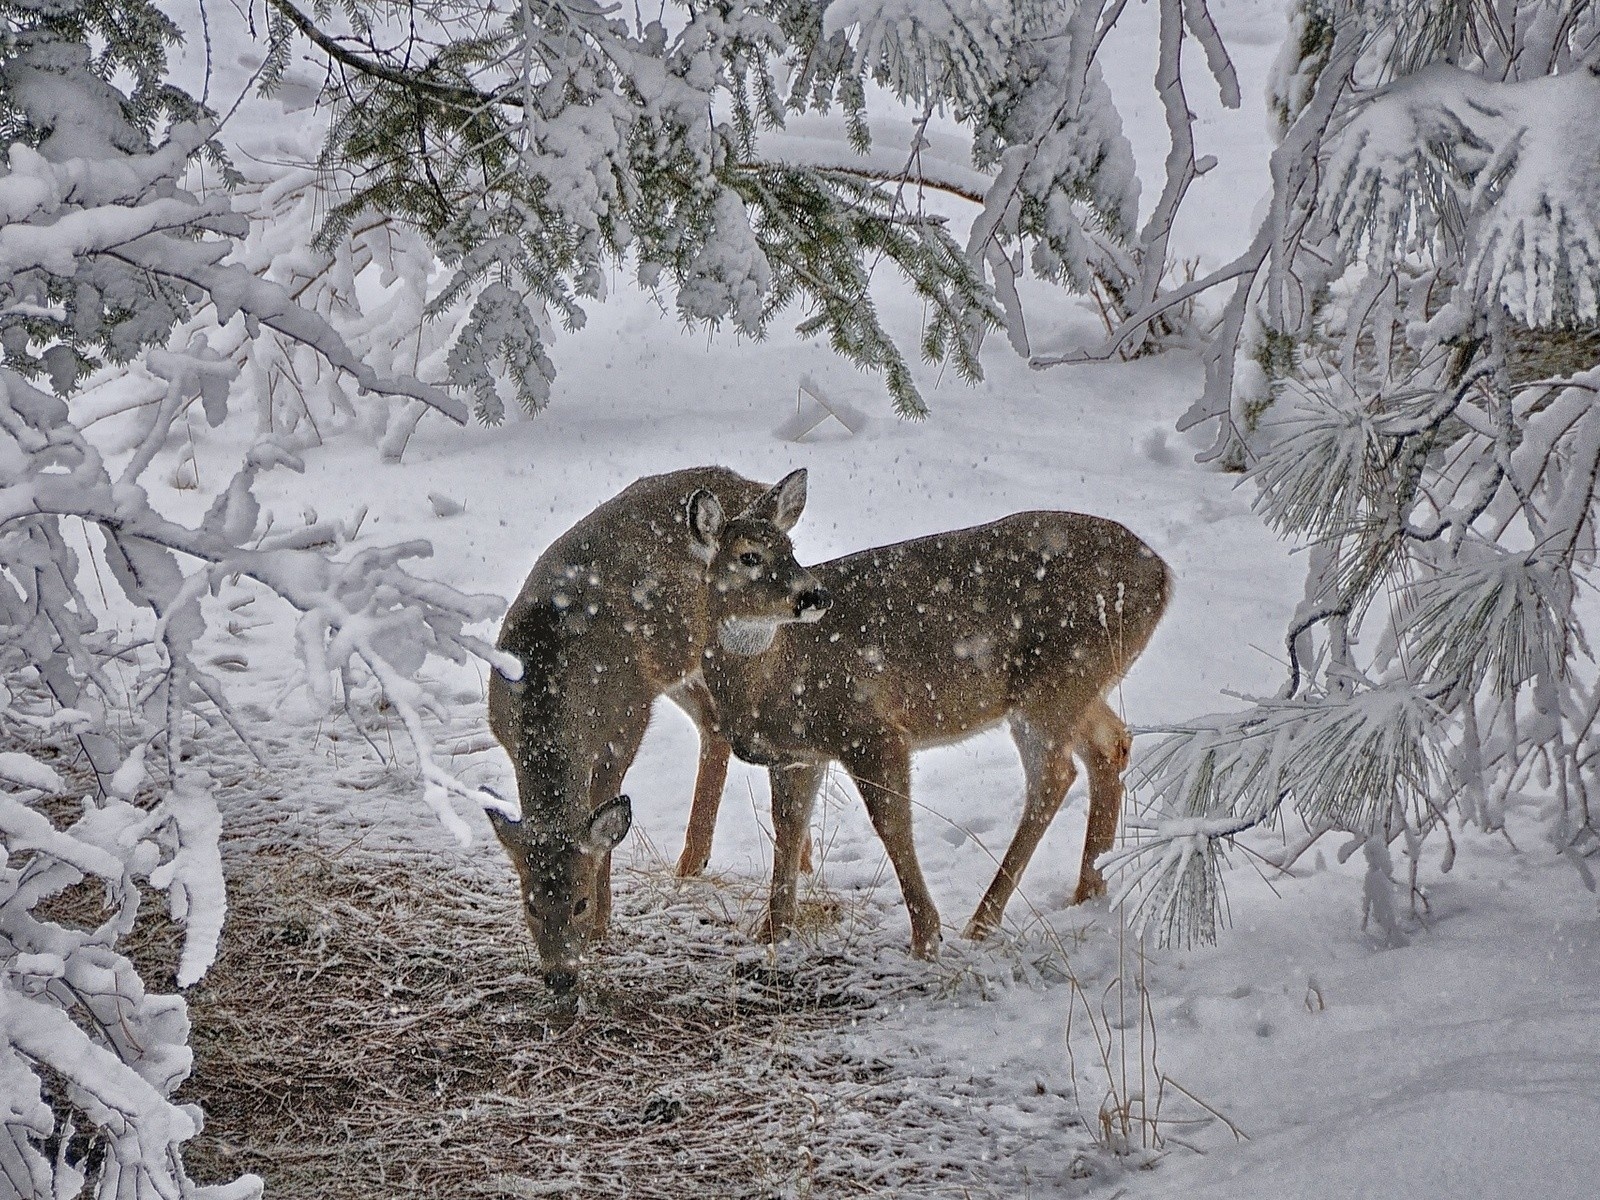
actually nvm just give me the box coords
[544,969,579,995]
[794,586,831,620]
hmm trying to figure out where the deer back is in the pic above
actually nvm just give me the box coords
[705,512,1170,764]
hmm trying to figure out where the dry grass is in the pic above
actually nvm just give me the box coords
[15,718,1102,1198]
[123,840,978,1199]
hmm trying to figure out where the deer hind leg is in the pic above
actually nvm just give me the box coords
[759,762,825,945]
[965,712,1079,940]
[843,735,941,959]
[671,675,814,877]
[1071,698,1132,904]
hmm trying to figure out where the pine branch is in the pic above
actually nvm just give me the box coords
[745,158,985,206]
[266,0,513,110]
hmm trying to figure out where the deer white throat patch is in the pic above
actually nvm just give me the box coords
[718,617,782,656]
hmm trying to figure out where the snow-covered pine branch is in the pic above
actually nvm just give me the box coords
[0,124,464,426]
[1123,2,1600,946]
[1,5,509,1193]
[73,161,463,463]
[270,0,1000,416]
[271,0,1240,414]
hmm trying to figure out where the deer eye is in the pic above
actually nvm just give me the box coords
[739,551,764,568]
[573,897,589,916]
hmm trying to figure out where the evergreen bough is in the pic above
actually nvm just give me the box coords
[268,0,1192,416]
[1115,1,1600,946]
[0,4,505,1194]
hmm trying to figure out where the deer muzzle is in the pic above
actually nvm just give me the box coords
[793,585,831,622]
[543,967,579,995]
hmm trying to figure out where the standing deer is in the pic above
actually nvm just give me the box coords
[487,466,811,992]
[686,474,1170,958]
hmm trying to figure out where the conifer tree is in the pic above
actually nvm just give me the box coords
[265,0,1237,416]
[1114,1,1600,945]
[0,3,506,1193]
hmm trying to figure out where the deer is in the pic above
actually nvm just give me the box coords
[684,472,1170,958]
[486,466,815,993]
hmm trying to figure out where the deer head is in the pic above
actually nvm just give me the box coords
[686,468,831,653]
[485,795,632,994]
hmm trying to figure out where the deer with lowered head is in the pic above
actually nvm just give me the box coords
[685,471,1170,958]
[486,466,819,993]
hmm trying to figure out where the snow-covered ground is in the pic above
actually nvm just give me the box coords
[130,1,1600,1195]
[216,282,1600,1197]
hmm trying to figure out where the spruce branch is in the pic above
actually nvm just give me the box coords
[267,0,510,110]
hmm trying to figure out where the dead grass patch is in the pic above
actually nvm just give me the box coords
[13,724,1093,1197]
[127,840,980,1199]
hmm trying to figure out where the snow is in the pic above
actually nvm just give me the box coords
[675,188,773,332]
[759,115,993,200]
[1130,812,1600,1200]
[0,751,62,793]
[202,235,1599,1194]
[1323,64,1600,329]
[7,0,1600,1195]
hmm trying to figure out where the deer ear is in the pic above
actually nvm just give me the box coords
[686,488,724,560]
[746,468,808,532]
[581,795,633,854]
[485,803,521,849]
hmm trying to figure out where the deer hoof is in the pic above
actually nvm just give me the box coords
[1070,877,1108,906]
[962,916,998,942]
[674,851,707,878]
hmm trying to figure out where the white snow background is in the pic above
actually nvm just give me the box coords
[59,0,1600,1195]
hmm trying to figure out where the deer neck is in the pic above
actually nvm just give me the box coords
[715,615,784,656]
[703,616,789,712]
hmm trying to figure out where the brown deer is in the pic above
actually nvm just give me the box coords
[486,466,815,992]
[686,475,1170,958]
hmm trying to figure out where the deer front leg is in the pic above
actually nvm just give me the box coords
[593,850,614,932]
[588,705,651,938]
[671,676,731,876]
[844,737,941,959]
[760,762,824,944]
[677,726,733,877]
[673,677,814,876]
